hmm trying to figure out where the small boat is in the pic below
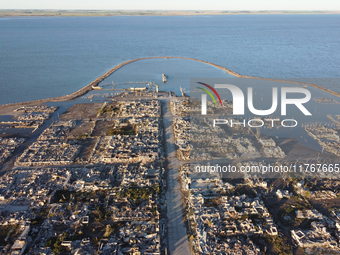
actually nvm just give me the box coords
[162,73,167,83]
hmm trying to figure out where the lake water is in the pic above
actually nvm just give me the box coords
[0,14,340,104]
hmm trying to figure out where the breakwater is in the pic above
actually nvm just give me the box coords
[1,56,340,108]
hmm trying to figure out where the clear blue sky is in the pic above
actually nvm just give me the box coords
[1,0,340,10]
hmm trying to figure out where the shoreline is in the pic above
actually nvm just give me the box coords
[1,56,340,108]
[1,10,340,17]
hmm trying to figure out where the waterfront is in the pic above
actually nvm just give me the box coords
[0,50,339,253]
[1,14,340,104]
[0,86,339,254]
[0,13,340,255]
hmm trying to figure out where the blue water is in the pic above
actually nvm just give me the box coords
[98,58,234,96]
[0,15,340,104]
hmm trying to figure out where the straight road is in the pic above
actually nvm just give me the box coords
[162,101,191,255]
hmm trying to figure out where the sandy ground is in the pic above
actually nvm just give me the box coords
[0,104,30,118]
[92,120,116,136]
[60,103,103,120]
[68,120,96,138]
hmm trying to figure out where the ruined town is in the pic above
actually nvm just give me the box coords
[0,90,339,255]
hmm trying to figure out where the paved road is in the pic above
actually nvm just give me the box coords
[162,101,191,255]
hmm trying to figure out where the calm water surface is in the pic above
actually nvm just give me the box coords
[0,15,340,104]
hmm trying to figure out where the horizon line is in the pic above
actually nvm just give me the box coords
[1,9,340,12]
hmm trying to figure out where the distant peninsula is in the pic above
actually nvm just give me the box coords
[1,10,340,17]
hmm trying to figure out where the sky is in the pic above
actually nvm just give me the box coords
[1,0,340,11]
